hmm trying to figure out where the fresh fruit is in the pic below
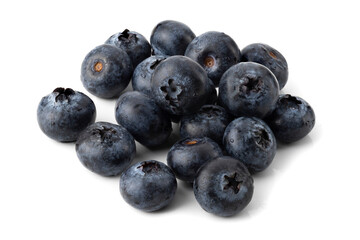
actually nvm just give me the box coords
[185,31,241,86]
[37,87,96,142]
[115,91,172,147]
[151,56,211,115]
[150,20,195,56]
[180,105,231,145]
[241,43,288,89]
[105,29,151,68]
[223,117,277,173]
[120,160,177,212]
[194,156,254,217]
[265,94,315,143]
[81,44,133,98]
[219,62,280,118]
[167,137,223,182]
[75,122,136,176]
[132,55,167,96]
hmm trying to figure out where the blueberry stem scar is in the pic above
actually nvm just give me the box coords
[204,56,215,68]
[94,62,103,72]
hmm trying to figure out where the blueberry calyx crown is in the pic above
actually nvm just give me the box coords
[160,79,183,109]
[53,87,75,102]
[223,172,243,194]
[280,94,302,109]
[199,105,222,119]
[137,161,160,174]
[91,126,117,143]
[240,74,262,94]
[119,29,138,43]
[254,128,271,149]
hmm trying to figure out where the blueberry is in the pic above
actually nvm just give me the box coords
[150,20,195,56]
[81,44,133,99]
[151,56,211,115]
[75,122,136,176]
[265,94,315,143]
[219,62,280,118]
[180,105,231,145]
[132,55,167,96]
[223,117,276,173]
[120,160,177,212]
[105,29,151,68]
[115,91,172,147]
[167,137,223,182]
[37,88,96,142]
[185,31,241,86]
[241,43,288,89]
[194,156,254,217]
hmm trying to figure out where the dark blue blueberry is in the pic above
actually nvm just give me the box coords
[241,43,288,89]
[265,94,315,143]
[37,88,96,142]
[180,105,231,145]
[185,31,241,86]
[150,20,195,56]
[194,156,254,217]
[223,117,276,173]
[131,55,167,96]
[105,29,151,68]
[81,44,133,99]
[219,62,280,118]
[115,91,172,147]
[75,122,136,176]
[167,137,223,182]
[151,56,211,115]
[120,160,177,212]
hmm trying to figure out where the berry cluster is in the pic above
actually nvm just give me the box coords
[37,20,316,217]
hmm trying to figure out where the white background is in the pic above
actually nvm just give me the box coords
[1,0,359,239]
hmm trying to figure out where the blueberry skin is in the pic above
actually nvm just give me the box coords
[132,55,167,96]
[37,88,96,142]
[81,44,133,99]
[150,20,195,56]
[265,94,315,143]
[115,91,172,147]
[185,31,241,86]
[223,117,276,173]
[180,105,231,145]
[167,137,223,182]
[219,62,280,118]
[194,156,254,217]
[120,160,177,212]
[76,122,136,176]
[241,43,288,89]
[151,56,210,115]
[105,29,151,68]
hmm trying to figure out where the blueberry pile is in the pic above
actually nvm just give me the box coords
[37,20,316,217]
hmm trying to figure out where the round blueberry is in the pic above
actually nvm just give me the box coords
[150,20,195,56]
[120,160,177,212]
[81,44,133,99]
[105,29,151,68]
[219,62,280,118]
[37,88,96,142]
[151,56,211,115]
[194,156,254,217]
[75,122,136,177]
[180,105,231,145]
[223,117,276,173]
[185,31,241,86]
[167,137,223,182]
[132,55,167,96]
[115,91,172,147]
[241,43,288,89]
[265,94,315,143]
